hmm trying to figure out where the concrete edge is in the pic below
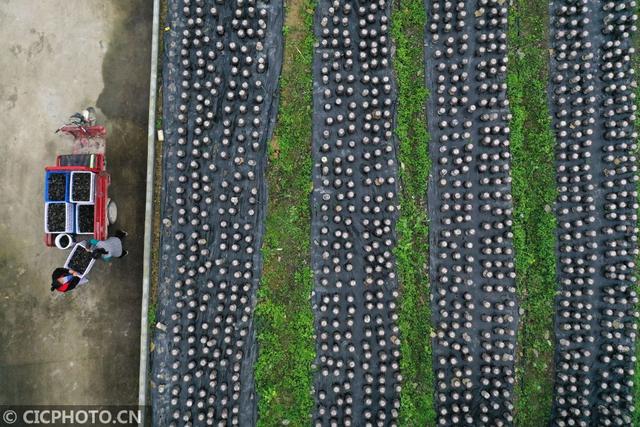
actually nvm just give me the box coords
[139,0,161,425]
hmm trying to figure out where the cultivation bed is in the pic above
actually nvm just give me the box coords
[150,0,283,425]
[310,0,402,424]
[548,1,638,425]
[425,1,519,425]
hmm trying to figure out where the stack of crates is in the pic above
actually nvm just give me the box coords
[44,171,73,233]
[44,170,96,235]
[70,171,95,234]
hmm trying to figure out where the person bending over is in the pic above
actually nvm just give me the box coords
[49,231,128,293]
[50,267,87,293]
[90,229,129,261]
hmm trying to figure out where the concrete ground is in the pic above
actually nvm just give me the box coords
[0,0,151,405]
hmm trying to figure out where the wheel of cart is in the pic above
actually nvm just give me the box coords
[44,109,116,249]
[107,198,118,225]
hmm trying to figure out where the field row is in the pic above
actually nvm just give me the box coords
[151,0,283,424]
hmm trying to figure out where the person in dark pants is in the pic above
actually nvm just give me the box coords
[89,229,129,261]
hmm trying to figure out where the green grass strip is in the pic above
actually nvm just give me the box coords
[254,1,316,425]
[507,1,559,425]
[391,2,435,425]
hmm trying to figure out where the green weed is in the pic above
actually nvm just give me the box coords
[507,1,558,425]
[148,301,157,329]
[254,0,316,425]
[391,1,436,425]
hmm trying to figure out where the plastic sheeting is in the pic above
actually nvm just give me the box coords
[425,1,519,425]
[548,1,638,425]
[150,0,283,424]
[310,0,402,424]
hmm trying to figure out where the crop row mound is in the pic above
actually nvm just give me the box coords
[549,1,639,425]
[150,0,283,425]
[310,0,403,425]
[425,1,520,425]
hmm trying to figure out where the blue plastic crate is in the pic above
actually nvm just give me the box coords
[44,171,70,202]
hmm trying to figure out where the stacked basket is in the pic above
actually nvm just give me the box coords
[44,171,95,235]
